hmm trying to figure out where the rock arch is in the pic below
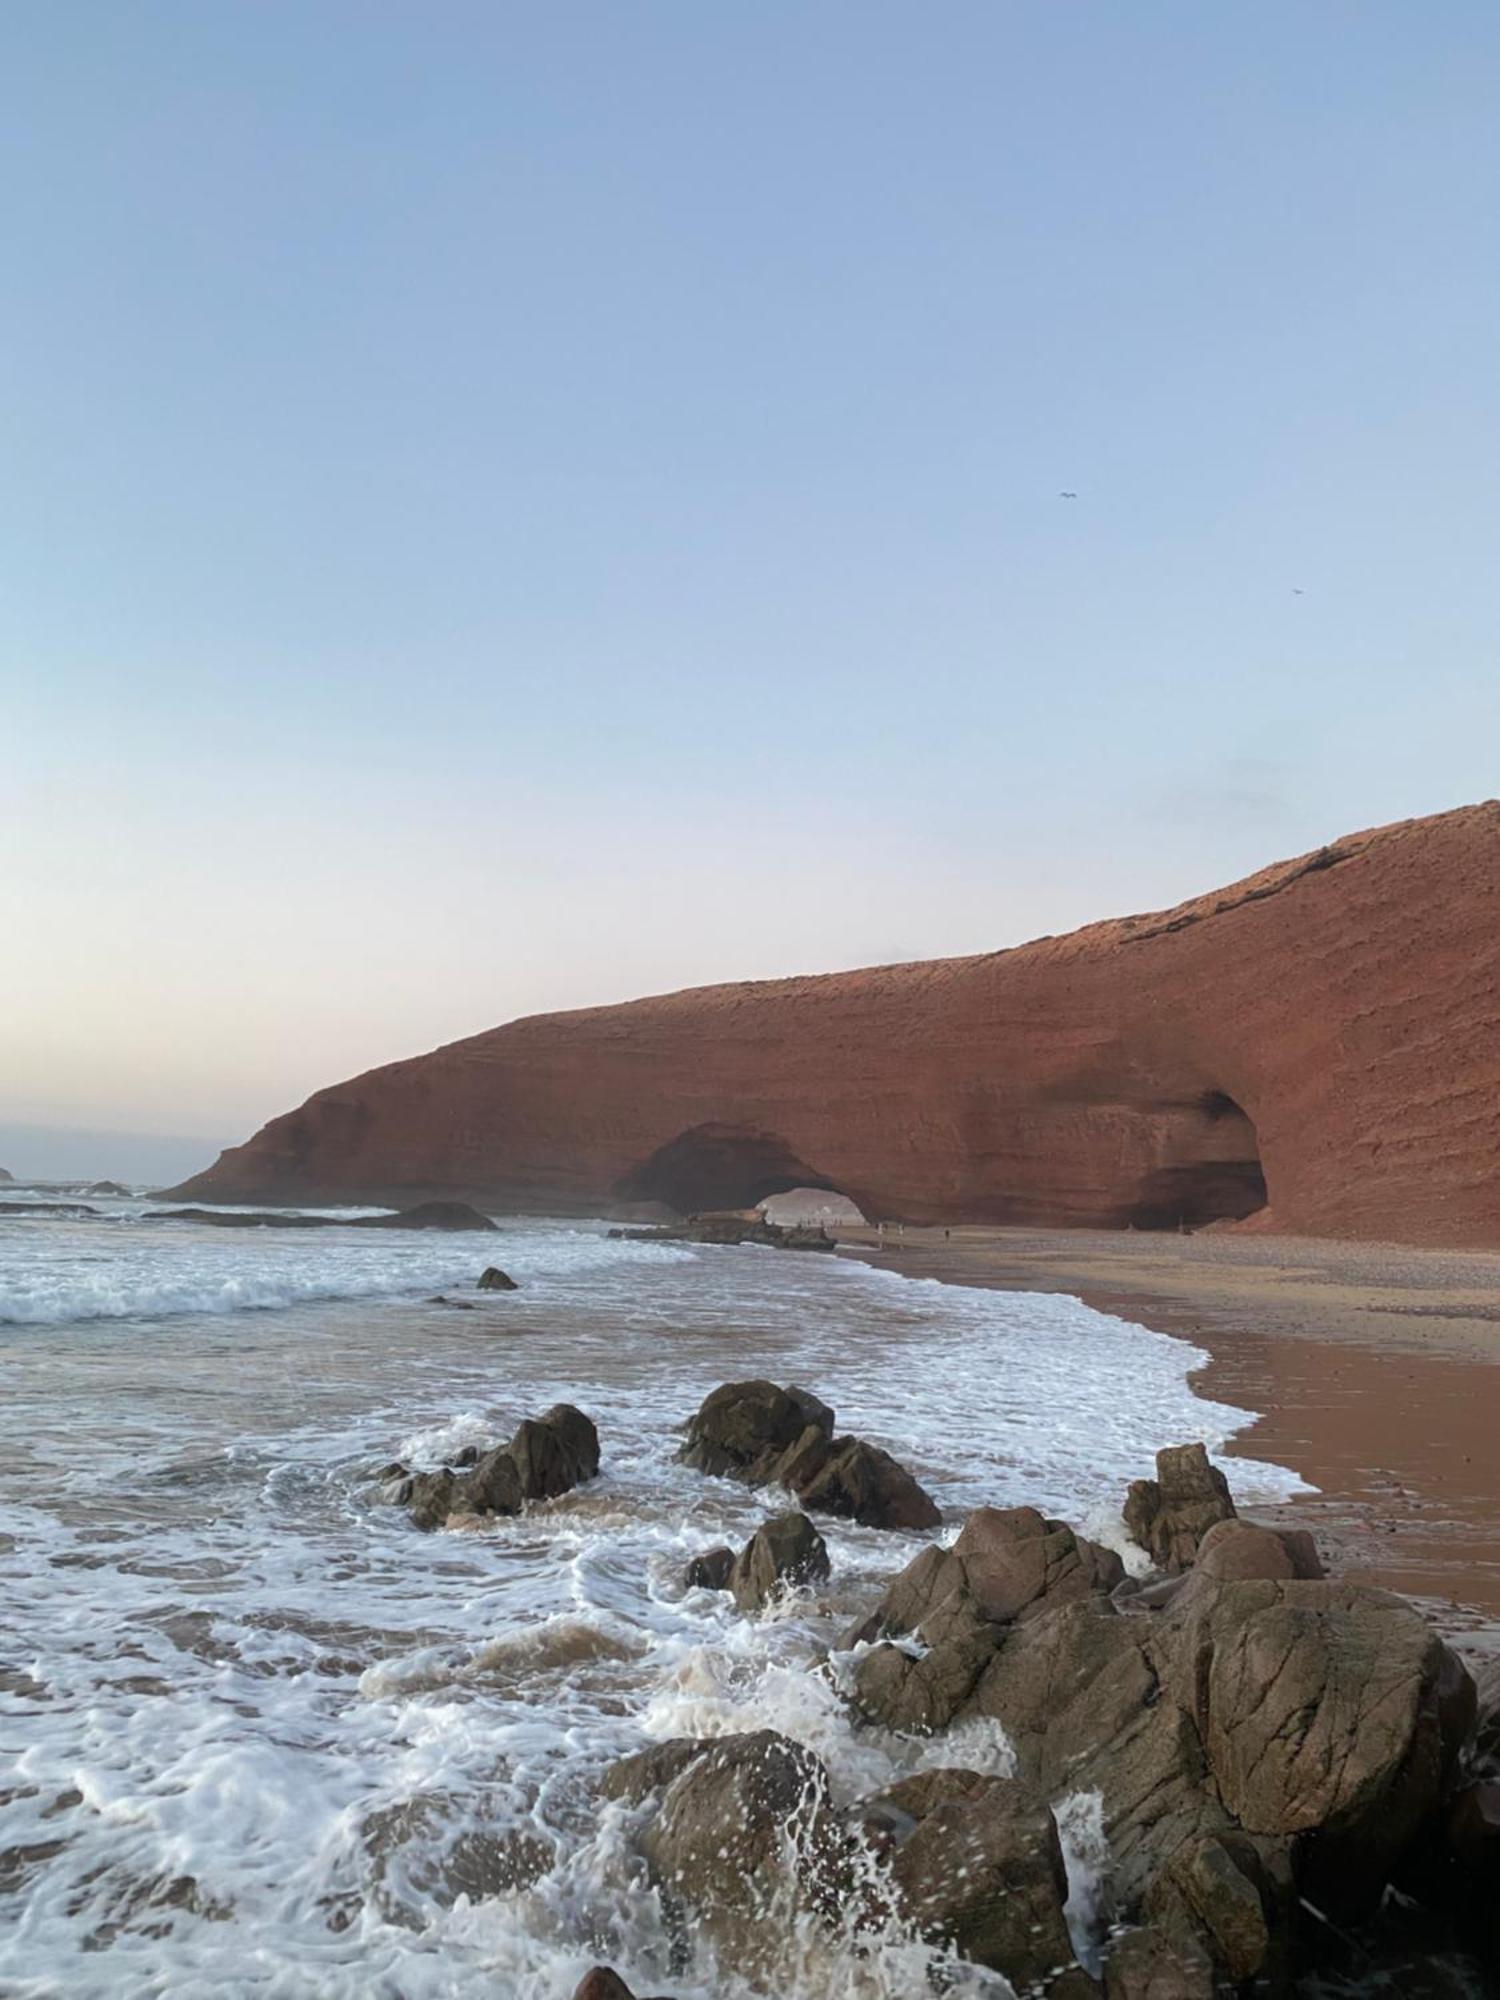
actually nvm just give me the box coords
[1121,1089,1267,1230]
[614,1123,843,1217]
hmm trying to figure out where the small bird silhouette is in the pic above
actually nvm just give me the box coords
[1059,490,1078,500]
[1292,587,1305,595]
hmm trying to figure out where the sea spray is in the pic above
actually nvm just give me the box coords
[0,1212,1306,1995]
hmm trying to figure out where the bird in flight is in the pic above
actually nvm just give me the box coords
[1059,490,1078,499]
[1292,587,1305,595]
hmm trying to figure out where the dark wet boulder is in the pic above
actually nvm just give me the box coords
[389,1403,599,1528]
[635,1731,837,1981]
[679,1380,834,1480]
[1123,1444,1235,1574]
[359,1792,554,1926]
[681,1546,734,1593]
[362,1200,497,1231]
[571,1972,677,2000]
[1102,1925,1216,1999]
[850,1767,1075,1988]
[86,1180,130,1196]
[792,1437,941,1532]
[425,1294,477,1309]
[507,1404,600,1500]
[729,1512,830,1612]
[456,1444,525,1516]
[477,1265,517,1290]
[600,1738,712,1807]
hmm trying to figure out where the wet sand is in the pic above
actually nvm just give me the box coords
[836,1223,1500,1631]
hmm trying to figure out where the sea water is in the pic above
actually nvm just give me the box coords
[0,1197,1308,1998]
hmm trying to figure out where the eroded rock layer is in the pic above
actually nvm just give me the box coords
[169,804,1500,1245]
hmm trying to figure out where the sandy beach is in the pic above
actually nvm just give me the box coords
[837,1222,1500,1632]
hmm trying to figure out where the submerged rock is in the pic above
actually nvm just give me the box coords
[681,1546,734,1593]
[609,1211,836,1252]
[880,1771,1075,1987]
[1123,1444,1235,1573]
[634,1730,838,1981]
[679,1380,938,1531]
[728,1511,830,1612]
[386,1403,600,1529]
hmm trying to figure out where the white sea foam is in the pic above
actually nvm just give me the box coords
[0,1213,1309,1996]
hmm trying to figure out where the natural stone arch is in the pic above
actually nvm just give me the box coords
[614,1123,845,1217]
[1121,1089,1267,1230]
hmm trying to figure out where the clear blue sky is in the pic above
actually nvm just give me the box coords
[4,2,1499,1179]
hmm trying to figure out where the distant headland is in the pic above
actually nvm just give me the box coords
[166,802,1500,1248]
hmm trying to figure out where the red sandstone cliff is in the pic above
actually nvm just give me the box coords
[169,804,1500,1247]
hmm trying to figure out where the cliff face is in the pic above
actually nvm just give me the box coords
[170,804,1500,1247]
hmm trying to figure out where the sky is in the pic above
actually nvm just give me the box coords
[4,2,1499,1182]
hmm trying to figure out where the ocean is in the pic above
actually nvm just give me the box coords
[0,1194,1306,1998]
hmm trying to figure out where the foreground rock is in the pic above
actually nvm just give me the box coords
[679,1380,939,1531]
[383,1403,600,1528]
[1123,1443,1235,1573]
[151,1200,497,1232]
[847,1498,1476,1984]
[477,1265,518,1290]
[866,1769,1075,1987]
[610,1731,837,1983]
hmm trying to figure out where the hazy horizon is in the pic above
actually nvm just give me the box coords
[8,3,1500,1158]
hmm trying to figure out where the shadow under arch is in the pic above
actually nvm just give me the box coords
[614,1122,846,1217]
[1123,1088,1268,1231]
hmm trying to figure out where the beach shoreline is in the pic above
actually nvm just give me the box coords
[835,1221,1500,1637]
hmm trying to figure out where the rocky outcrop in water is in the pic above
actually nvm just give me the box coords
[610,1211,837,1251]
[679,1380,940,1532]
[730,1512,831,1612]
[384,1403,600,1528]
[838,1470,1480,1991]
[151,1200,497,1231]
[166,805,1500,1250]
[477,1265,517,1289]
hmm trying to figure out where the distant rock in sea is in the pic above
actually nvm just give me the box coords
[0,1165,13,1181]
[160,801,1500,1248]
[152,1200,497,1232]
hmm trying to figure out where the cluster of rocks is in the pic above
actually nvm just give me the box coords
[381,1404,600,1529]
[678,1379,941,1532]
[593,1440,1499,1997]
[609,1212,837,1253]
